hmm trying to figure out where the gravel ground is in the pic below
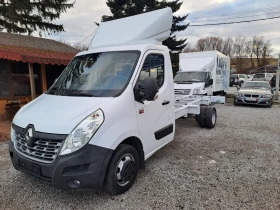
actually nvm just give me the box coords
[1,103,280,210]
[0,134,8,142]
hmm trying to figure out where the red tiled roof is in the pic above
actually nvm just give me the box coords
[0,32,80,65]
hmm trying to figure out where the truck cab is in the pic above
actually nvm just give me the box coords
[174,51,230,96]
[174,70,213,95]
[9,8,221,195]
[9,9,176,195]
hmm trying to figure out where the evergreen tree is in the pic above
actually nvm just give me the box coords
[0,0,74,35]
[102,0,189,63]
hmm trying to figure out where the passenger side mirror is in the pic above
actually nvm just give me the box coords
[134,77,159,103]
[205,79,213,86]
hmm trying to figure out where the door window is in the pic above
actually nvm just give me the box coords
[138,54,164,88]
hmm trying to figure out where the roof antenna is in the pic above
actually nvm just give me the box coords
[87,26,99,50]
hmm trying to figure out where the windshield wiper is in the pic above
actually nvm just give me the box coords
[175,81,193,83]
[67,92,95,97]
[48,87,58,95]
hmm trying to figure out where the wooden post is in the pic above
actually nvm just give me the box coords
[41,64,47,92]
[28,63,36,100]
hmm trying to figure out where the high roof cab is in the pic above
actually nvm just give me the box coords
[9,8,223,195]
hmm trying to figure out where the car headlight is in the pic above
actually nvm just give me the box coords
[235,93,243,97]
[262,94,272,98]
[193,88,200,94]
[11,127,16,142]
[59,109,104,156]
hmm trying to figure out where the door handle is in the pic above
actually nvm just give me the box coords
[162,100,170,105]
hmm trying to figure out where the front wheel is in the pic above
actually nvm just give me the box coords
[104,144,139,195]
[267,100,273,108]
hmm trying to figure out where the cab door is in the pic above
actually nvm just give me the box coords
[134,51,175,159]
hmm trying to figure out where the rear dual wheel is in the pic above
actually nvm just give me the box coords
[197,106,217,129]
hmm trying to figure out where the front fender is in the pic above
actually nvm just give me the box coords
[90,129,143,151]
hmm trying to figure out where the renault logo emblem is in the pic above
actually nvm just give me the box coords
[25,128,34,147]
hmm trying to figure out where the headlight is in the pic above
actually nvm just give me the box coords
[59,109,104,155]
[193,88,200,94]
[262,94,272,98]
[235,93,243,97]
[11,127,16,142]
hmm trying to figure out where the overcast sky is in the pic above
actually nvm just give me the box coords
[49,0,280,56]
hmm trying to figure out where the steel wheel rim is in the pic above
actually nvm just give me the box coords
[116,154,135,186]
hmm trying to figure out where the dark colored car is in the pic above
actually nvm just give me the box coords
[230,74,247,87]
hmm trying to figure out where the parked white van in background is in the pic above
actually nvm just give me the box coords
[174,51,230,96]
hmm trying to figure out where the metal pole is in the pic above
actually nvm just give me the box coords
[275,55,280,100]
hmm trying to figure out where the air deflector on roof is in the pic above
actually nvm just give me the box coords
[91,8,173,49]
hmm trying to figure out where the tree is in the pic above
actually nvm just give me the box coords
[190,35,274,73]
[232,35,248,73]
[102,0,189,55]
[0,0,74,35]
[251,36,272,67]
[183,43,197,53]
[221,37,234,57]
[195,37,223,52]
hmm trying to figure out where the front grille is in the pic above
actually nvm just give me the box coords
[245,101,258,104]
[15,132,64,163]
[244,94,260,98]
[174,89,191,95]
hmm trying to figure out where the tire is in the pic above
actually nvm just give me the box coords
[197,106,207,128]
[204,107,217,129]
[104,144,139,195]
[267,100,272,108]
[233,97,238,106]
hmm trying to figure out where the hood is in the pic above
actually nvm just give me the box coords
[13,94,114,134]
[174,82,205,90]
[239,89,271,95]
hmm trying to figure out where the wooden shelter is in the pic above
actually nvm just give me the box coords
[0,32,79,121]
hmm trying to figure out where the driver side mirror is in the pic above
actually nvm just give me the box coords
[134,77,159,103]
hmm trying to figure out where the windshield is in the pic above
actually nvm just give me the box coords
[243,82,270,90]
[47,51,140,97]
[174,72,209,83]
[253,74,265,78]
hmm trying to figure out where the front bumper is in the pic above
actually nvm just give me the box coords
[234,96,272,106]
[9,141,113,189]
